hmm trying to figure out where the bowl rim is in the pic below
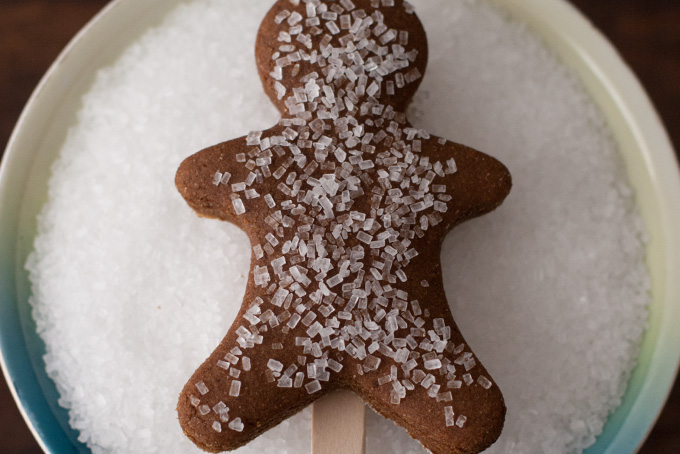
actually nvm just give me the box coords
[493,1,680,453]
[0,0,182,452]
[1,0,679,453]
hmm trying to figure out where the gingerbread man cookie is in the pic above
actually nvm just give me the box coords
[175,1,511,453]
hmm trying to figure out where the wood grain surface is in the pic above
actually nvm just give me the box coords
[1,0,678,453]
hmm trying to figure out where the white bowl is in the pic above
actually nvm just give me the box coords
[1,0,678,452]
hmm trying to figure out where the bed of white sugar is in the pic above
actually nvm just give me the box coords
[27,0,650,453]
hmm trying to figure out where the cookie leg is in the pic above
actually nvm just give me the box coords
[356,364,505,454]
[177,345,328,453]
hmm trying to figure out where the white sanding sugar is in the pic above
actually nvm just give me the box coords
[26,0,650,453]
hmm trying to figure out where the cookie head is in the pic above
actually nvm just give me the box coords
[256,0,429,115]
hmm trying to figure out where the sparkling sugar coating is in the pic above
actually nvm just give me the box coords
[175,0,509,452]
[26,0,649,453]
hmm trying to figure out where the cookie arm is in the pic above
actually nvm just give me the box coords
[424,139,512,233]
[175,138,265,227]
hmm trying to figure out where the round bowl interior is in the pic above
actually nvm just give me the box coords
[1,0,678,453]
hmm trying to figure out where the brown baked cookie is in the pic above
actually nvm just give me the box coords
[175,1,511,453]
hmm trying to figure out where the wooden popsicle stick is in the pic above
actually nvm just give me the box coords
[312,390,366,454]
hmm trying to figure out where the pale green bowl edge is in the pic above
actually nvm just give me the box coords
[493,1,680,452]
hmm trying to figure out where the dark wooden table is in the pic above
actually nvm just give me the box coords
[1,1,678,453]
